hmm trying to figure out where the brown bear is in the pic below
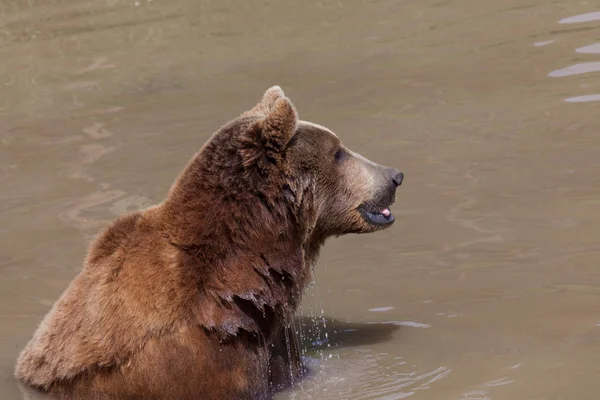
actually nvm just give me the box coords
[14,86,404,400]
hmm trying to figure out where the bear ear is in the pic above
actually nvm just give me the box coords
[239,95,298,171]
[241,86,286,118]
[260,96,298,152]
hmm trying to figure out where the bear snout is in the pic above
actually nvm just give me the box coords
[392,170,404,187]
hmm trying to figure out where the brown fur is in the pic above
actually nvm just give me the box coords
[15,86,403,399]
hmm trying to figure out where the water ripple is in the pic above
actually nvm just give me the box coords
[283,350,450,400]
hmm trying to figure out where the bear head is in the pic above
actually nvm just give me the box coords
[240,86,403,236]
[163,86,404,256]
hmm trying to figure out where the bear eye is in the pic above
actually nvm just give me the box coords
[334,149,343,162]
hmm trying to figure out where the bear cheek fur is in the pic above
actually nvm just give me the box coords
[287,141,377,237]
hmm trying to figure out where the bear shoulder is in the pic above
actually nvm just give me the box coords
[86,211,142,265]
[14,209,196,389]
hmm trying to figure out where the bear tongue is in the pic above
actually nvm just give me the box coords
[380,208,391,217]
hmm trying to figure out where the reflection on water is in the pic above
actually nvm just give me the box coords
[548,62,600,77]
[547,11,600,104]
[367,321,431,329]
[576,43,600,54]
[565,94,600,103]
[559,11,600,24]
[3,0,600,399]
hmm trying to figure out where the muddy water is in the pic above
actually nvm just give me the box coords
[2,0,600,399]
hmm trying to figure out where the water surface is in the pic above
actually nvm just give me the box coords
[2,1,600,399]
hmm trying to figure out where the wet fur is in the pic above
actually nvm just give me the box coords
[14,86,399,399]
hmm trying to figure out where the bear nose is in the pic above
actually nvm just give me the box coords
[392,171,404,187]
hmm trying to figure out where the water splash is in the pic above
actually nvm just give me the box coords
[305,279,327,360]
[297,302,308,358]
[283,322,295,386]
[320,263,338,343]
[310,268,331,349]
[293,262,342,387]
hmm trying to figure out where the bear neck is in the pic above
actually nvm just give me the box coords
[161,186,309,264]
[160,146,322,270]
[158,146,330,337]
[159,192,324,337]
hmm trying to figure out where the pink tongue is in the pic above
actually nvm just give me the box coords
[380,208,391,217]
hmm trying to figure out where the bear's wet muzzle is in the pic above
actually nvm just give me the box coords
[357,168,403,227]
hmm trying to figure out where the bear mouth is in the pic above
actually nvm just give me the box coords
[358,201,396,226]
